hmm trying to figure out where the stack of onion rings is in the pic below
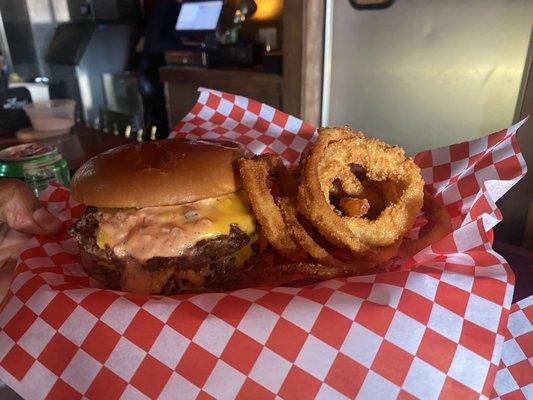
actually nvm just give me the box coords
[238,126,452,281]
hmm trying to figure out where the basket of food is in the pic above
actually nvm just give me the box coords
[0,88,529,400]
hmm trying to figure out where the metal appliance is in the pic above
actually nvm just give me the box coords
[0,0,139,81]
[45,22,137,124]
[67,0,141,22]
[101,72,144,133]
[0,0,70,80]
[0,0,140,125]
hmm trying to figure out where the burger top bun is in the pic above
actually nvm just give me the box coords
[71,139,246,208]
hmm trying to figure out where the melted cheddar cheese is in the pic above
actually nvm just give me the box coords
[96,191,256,261]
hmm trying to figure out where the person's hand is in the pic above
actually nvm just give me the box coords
[0,179,62,235]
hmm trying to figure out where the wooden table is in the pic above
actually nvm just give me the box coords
[0,125,133,172]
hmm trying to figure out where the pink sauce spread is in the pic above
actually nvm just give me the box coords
[95,192,255,262]
[96,206,212,260]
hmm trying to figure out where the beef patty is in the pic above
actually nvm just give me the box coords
[70,207,258,293]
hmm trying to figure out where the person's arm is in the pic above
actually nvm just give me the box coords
[0,179,62,235]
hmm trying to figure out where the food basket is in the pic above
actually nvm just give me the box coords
[0,88,530,400]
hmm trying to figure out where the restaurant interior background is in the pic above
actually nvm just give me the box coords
[0,1,531,398]
[0,1,531,256]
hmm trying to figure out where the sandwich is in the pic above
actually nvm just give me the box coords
[70,139,267,294]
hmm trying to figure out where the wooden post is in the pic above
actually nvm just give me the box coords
[282,0,325,126]
[282,0,304,119]
[301,0,325,127]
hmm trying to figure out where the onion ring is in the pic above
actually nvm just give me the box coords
[277,197,346,268]
[399,191,452,256]
[298,127,424,254]
[324,136,422,247]
[238,155,306,261]
[277,197,378,273]
[338,168,364,196]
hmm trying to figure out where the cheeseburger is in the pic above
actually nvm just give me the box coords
[70,139,265,294]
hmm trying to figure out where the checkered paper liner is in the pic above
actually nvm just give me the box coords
[0,87,528,400]
[490,296,532,400]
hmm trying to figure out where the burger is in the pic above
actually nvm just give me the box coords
[70,139,267,294]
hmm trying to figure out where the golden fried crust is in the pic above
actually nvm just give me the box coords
[298,126,424,257]
[399,191,452,257]
[238,155,306,262]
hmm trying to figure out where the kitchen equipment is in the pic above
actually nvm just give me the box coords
[67,0,140,22]
[46,22,137,124]
[102,73,143,117]
[100,72,144,134]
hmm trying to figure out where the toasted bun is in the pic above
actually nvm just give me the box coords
[71,139,246,208]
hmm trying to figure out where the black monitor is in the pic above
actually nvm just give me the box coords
[175,1,223,34]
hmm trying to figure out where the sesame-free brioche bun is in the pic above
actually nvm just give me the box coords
[71,139,246,208]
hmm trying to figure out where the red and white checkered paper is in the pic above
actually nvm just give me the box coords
[490,296,532,400]
[0,87,529,400]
